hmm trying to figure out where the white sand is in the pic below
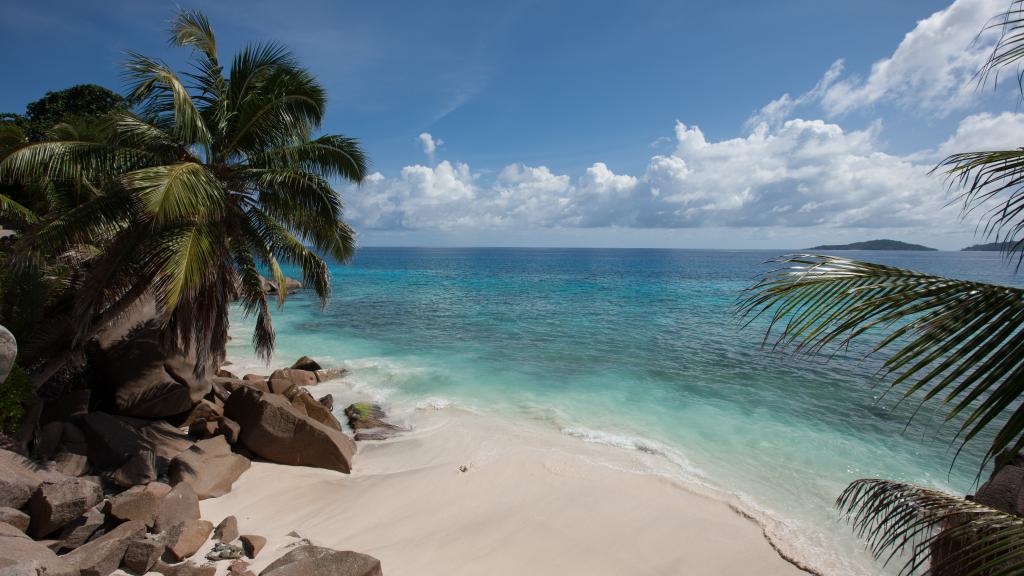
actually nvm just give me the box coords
[199,406,808,575]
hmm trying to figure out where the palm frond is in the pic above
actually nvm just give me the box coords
[169,9,219,64]
[739,254,1024,465]
[246,134,368,183]
[121,162,224,223]
[0,193,38,223]
[978,1,1024,90]
[837,479,1024,576]
[935,150,1024,268]
[123,51,212,148]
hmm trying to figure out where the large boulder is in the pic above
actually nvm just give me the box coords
[0,508,28,533]
[0,523,75,576]
[168,436,250,500]
[63,519,146,576]
[27,477,104,538]
[267,369,317,393]
[290,356,321,372]
[0,325,14,386]
[86,298,215,419]
[224,387,355,473]
[285,388,342,431]
[974,452,1024,515]
[259,545,382,576]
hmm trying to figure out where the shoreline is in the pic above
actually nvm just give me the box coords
[205,361,819,576]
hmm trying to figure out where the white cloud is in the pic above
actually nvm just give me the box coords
[418,132,444,158]
[345,113,1024,233]
[819,0,1004,116]
[934,111,1024,157]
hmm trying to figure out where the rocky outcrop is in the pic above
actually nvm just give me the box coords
[168,436,250,500]
[224,387,355,473]
[260,545,382,576]
[86,298,215,419]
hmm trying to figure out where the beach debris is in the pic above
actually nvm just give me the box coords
[458,465,469,473]
[239,534,266,558]
[260,544,382,576]
[224,387,356,473]
[206,541,244,561]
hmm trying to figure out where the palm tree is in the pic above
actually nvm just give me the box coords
[0,10,366,368]
[739,3,1024,574]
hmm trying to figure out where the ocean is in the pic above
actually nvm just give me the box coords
[226,247,1022,575]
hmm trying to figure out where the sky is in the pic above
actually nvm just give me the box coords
[2,0,1022,249]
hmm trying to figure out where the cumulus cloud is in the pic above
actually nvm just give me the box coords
[819,0,1003,116]
[418,132,443,158]
[344,112,1024,233]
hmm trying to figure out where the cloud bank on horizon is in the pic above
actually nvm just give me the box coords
[345,0,1021,247]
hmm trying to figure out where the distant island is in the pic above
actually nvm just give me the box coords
[962,241,1016,251]
[809,239,938,251]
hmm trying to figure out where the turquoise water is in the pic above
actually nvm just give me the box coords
[227,248,1022,575]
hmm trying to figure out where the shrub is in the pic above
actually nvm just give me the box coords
[0,363,32,434]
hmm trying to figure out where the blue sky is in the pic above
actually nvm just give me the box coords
[3,0,1021,249]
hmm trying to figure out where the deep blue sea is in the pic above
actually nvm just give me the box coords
[227,247,1023,574]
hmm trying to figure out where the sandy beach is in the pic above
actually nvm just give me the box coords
[198,405,808,576]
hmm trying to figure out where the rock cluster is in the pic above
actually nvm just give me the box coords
[0,315,384,576]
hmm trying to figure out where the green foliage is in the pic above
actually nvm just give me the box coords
[22,84,125,140]
[0,363,32,435]
[0,9,367,368]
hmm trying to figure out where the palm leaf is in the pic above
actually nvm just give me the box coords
[123,51,212,148]
[121,162,225,223]
[837,479,1024,576]
[0,194,38,223]
[738,254,1024,466]
[977,1,1024,91]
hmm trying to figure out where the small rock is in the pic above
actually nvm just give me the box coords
[123,535,165,574]
[153,483,200,535]
[229,559,256,575]
[213,515,238,543]
[0,506,29,532]
[239,534,266,559]
[345,403,404,441]
[314,368,346,383]
[164,518,214,562]
[260,545,382,576]
[28,477,104,538]
[62,519,146,576]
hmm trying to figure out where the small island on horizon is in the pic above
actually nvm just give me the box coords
[962,241,1017,251]
[808,239,938,251]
